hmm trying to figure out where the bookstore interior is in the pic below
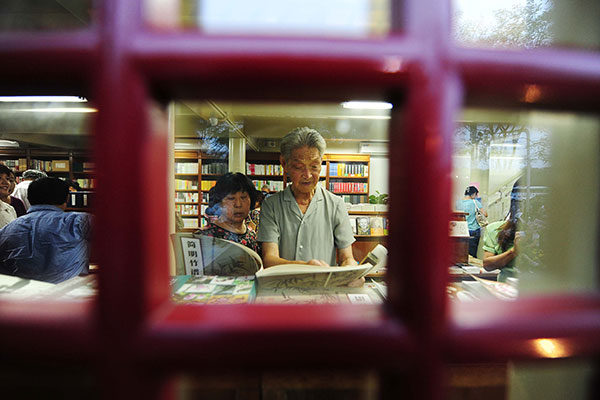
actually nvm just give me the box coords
[2,97,597,300]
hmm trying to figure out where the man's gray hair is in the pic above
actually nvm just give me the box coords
[22,169,47,180]
[280,127,326,161]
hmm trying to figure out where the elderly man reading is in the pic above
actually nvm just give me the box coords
[258,127,358,274]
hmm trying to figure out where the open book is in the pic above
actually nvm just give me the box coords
[255,263,376,289]
[171,233,263,276]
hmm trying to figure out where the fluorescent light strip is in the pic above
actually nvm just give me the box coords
[341,101,393,110]
[11,107,97,113]
[0,96,87,102]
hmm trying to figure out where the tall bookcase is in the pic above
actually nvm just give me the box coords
[174,150,228,231]
[0,148,95,211]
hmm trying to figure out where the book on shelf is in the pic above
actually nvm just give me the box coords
[200,180,217,191]
[356,216,370,235]
[172,275,256,304]
[329,162,368,177]
[175,179,198,190]
[1,158,27,171]
[255,263,376,290]
[246,163,282,176]
[68,191,94,208]
[175,162,198,174]
[175,191,199,203]
[201,161,227,174]
[369,216,384,235]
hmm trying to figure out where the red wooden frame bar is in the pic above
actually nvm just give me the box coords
[0,0,598,399]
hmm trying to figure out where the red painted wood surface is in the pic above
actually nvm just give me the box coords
[0,0,598,399]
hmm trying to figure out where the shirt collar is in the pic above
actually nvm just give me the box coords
[27,204,64,213]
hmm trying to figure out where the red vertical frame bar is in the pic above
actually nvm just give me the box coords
[385,0,458,398]
[93,0,170,398]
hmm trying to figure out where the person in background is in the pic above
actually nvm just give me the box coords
[11,168,47,210]
[246,191,264,232]
[195,172,261,254]
[483,181,522,283]
[0,165,17,228]
[258,127,358,270]
[455,185,488,258]
[0,177,92,284]
[2,170,26,217]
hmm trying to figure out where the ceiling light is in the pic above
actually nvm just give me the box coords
[0,96,87,102]
[0,140,19,148]
[11,107,97,113]
[341,101,393,110]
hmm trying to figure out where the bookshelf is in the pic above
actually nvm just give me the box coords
[246,151,285,192]
[174,150,228,231]
[0,148,95,212]
[324,154,370,203]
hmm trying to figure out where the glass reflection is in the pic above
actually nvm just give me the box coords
[453,0,600,51]
[0,0,95,32]
[450,109,599,300]
[146,0,391,38]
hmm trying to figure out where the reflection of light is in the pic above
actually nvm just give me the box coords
[342,101,392,110]
[533,338,570,358]
[0,96,87,102]
[381,57,403,73]
[491,143,523,147]
[11,107,97,113]
[490,156,523,160]
[523,84,543,103]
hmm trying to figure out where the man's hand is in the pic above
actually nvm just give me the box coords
[307,259,329,266]
[347,277,365,287]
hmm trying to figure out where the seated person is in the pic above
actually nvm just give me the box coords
[195,172,261,254]
[258,127,358,270]
[483,181,521,283]
[0,165,17,228]
[0,177,92,283]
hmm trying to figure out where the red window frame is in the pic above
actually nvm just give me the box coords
[1,1,599,398]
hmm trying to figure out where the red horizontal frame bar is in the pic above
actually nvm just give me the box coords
[137,303,412,371]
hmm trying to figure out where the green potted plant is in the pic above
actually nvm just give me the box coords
[369,190,388,204]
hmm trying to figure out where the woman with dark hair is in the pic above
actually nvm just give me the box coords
[482,181,522,282]
[195,172,261,254]
[455,185,488,258]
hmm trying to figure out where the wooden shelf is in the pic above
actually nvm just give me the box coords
[175,202,198,205]
[328,176,369,179]
[175,173,199,177]
[354,234,388,238]
[175,189,198,192]
[332,192,368,195]
[348,211,388,216]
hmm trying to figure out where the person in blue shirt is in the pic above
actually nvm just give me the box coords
[455,186,488,258]
[0,177,92,284]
